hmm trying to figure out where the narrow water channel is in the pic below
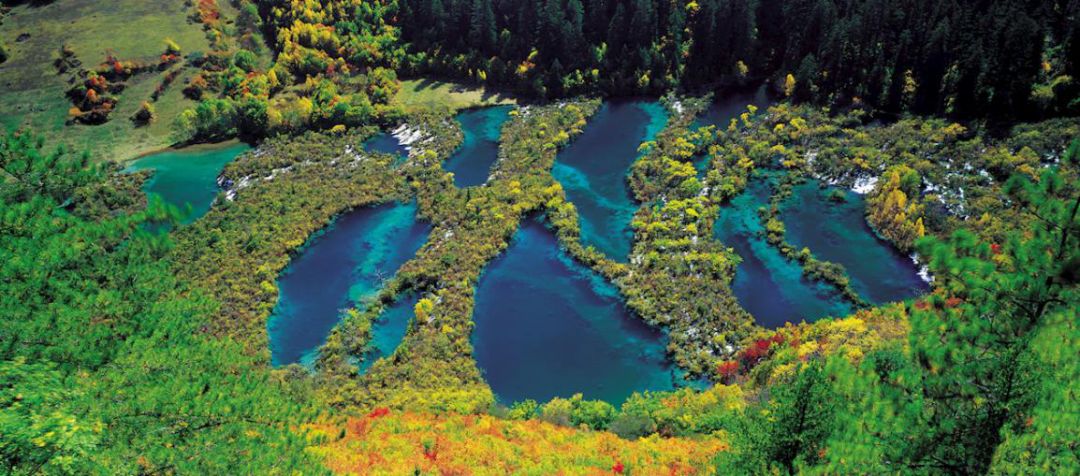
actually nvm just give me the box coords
[268,202,431,367]
[714,173,853,327]
[442,106,514,187]
[357,293,420,373]
[553,100,667,261]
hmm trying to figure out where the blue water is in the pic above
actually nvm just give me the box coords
[553,101,667,261]
[471,218,676,404]
[714,173,853,327]
[442,106,513,187]
[267,202,431,367]
[357,293,420,373]
[124,142,251,223]
[363,132,408,163]
[781,180,929,304]
[692,87,771,177]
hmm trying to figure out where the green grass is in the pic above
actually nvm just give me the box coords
[395,78,516,113]
[0,2,507,161]
[0,0,210,162]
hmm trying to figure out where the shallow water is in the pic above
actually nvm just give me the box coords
[781,180,929,304]
[124,142,251,223]
[713,173,853,327]
[553,100,667,261]
[363,132,408,163]
[471,218,676,404]
[357,293,420,373]
[268,202,431,367]
[442,106,513,187]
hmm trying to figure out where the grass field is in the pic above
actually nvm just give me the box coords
[0,2,510,162]
[0,0,210,162]
[395,78,517,113]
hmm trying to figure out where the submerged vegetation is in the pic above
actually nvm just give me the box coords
[2,0,1079,474]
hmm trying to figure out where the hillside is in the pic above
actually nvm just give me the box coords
[1,1,1078,474]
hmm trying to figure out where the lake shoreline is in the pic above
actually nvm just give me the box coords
[123,138,248,165]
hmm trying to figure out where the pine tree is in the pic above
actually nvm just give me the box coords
[715,362,836,474]
[469,0,497,52]
[820,140,1080,474]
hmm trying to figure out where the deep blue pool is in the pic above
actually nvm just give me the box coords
[471,218,677,404]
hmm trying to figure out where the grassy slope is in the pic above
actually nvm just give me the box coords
[395,78,516,114]
[0,0,209,162]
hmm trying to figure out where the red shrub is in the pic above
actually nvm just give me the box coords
[367,407,391,419]
[717,360,740,379]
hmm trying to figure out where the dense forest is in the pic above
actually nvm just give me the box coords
[398,0,1080,119]
[1,0,1079,473]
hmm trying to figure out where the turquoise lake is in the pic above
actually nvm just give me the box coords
[714,173,853,327]
[263,95,927,396]
[781,180,929,304]
[442,106,513,187]
[471,218,677,404]
[267,203,431,367]
[553,100,667,261]
[124,142,251,223]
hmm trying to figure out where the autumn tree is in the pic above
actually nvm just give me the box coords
[867,164,925,252]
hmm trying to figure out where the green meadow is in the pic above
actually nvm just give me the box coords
[395,78,516,114]
[0,0,209,161]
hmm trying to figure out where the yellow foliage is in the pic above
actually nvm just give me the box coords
[309,411,726,474]
[414,298,434,322]
[736,60,749,77]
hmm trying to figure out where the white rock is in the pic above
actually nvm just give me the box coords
[852,175,879,194]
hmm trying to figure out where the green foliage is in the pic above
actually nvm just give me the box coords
[811,149,1080,474]
[397,0,1067,119]
[0,130,324,473]
[539,394,616,430]
[232,49,258,73]
[905,163,1078,473]
[174,98,239,141]
[715,362,836,475]
[0,359,99,475]
[506,399,540,420]
[989,308,1080,473]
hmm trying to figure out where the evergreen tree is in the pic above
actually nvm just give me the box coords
[819,140,1080,474]
[715,362,836,474]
